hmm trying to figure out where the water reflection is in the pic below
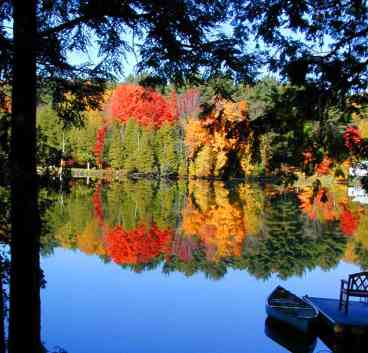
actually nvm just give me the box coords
[265,317,317,353]
[42,179,368,279]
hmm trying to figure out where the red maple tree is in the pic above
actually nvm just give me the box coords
[109,84,177,128]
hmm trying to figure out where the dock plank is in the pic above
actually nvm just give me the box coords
[307,297,368,328]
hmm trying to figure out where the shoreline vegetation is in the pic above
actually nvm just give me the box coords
[28,78,368,188]
[64,167,351,185]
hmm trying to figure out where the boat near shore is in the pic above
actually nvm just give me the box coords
[266,286,319,333]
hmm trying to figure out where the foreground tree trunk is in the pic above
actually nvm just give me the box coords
[9,1,41,352]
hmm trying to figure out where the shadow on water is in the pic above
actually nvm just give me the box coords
[0,181,68,353]
[265,317,317,353]
[265,316,368,353]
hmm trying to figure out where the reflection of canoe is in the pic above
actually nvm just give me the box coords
[266,286,319,333]
[265,317,317,353]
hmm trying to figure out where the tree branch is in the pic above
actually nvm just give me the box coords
[39,15,94,37]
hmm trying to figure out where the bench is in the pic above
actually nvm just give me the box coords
[339,272,368,313]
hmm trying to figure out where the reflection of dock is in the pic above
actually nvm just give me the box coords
[71,168,108,178]
[306,297,368,331]
[348,186,368,204]
[306,297,368,353]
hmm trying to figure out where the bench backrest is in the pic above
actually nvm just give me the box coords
[348,272,368,291]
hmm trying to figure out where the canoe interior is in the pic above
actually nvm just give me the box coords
[268,286,318,319]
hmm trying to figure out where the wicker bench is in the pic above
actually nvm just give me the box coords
[339,272,368,312]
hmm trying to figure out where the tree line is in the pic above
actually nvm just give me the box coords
[34,76,368,181]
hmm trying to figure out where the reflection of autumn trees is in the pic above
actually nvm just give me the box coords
[298,184,362,237]
[343,198,368,269]
[106,179,183,231]
[105,224,172,265]
[77,219,107,256]
[181,181,247,261]
[43,179,368,279]
[238,184,265,236]
[171,233,199,263]
[45,180,184,259]
[47,184,99,251]
[242,192,347,279]
[92,183,105,226]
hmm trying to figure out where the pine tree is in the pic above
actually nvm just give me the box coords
[156,122,179,176]
[177,125,188,176]
[108,123,125,170]
[123,119,140,174]
[67,119,98,166]
[136,127,156,174]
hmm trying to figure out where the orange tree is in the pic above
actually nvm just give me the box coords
[186,98,251,178]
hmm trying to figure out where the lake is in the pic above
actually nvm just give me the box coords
[40,178,367,353]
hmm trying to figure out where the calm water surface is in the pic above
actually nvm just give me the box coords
[40,179,367,353]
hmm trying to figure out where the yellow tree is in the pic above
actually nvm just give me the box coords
[185,99,251,178]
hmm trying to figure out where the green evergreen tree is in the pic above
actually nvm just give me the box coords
[36,105,65,165]
[67,123,97,166]
[156,122,179,176]
[108,123,125,170]
[123,119,140,174]
[136,127,156,174]
[37,105,64,151]
[177,125,188,176]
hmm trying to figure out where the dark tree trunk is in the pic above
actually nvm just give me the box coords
[9,1,42,353]
[0,260,5,353]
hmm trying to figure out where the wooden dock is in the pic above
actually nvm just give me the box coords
[306,297,368,332]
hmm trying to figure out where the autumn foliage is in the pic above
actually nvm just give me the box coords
[175,88,201,118]
[343,126,363,151]
[171,234,200,262]
[105,224,173,265]
[298,186,361,237]
[185,99,250,177]
[181,183,247,261]
[315,156,333,175]
[298,187,338,221]
[339,207,359,236]
[109,84,177,128]
[94,126,107,166]
[92,183,105,226]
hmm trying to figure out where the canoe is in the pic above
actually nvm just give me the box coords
[265,317,317,353]
[266,286,319,333]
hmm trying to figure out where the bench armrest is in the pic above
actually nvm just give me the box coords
[341,279,349,291]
